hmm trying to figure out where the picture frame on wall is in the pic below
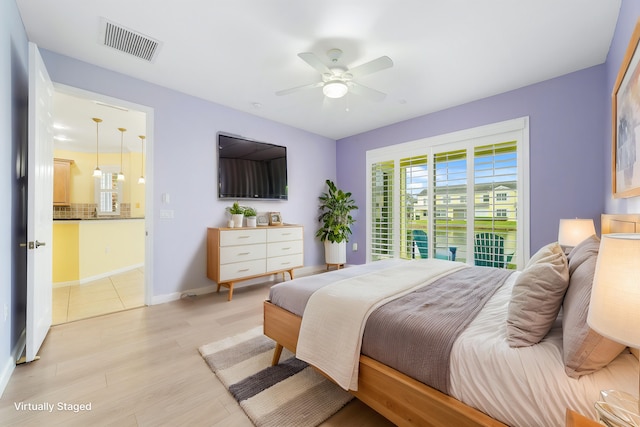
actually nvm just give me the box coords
[613,18,640,198]
[269,212,282,226]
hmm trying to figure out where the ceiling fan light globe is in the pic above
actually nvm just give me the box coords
[323,81,348,99]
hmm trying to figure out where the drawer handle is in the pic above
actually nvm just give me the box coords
[281,247,291,251]
[238,236,251,239]
[280,262,291,265]
[238,268,250,272]
[238,252,250,256]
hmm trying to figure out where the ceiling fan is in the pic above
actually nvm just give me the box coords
[276,48,393,102]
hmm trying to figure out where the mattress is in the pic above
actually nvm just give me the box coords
[268,260,639,426]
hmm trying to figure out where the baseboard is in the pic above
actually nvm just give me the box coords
[52,263,144,287]
[0,328,25,398]
[150,265,326,305]
[52,279,80,288]
[151,284,218,305]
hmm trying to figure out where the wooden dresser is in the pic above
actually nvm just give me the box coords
[207,225,303,300]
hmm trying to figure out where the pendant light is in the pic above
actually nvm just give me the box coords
[92,118,102,177]
[138,135,145,184]
[117,127,126,181]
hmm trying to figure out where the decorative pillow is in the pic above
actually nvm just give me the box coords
[562,235,626,378]
[506,242,569,347]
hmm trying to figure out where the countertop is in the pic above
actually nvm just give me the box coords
[54,217,145,221]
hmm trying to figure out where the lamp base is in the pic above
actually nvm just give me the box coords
[595,390,639,427]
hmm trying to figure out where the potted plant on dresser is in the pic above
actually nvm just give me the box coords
[227,202,244,228]
[243,206,257,227]
[315,179,358,269]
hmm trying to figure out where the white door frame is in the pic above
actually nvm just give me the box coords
[53,83,154,306]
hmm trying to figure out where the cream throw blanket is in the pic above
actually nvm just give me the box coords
[296,259,467,391]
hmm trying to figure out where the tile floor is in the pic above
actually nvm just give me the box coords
[52,268,145,325]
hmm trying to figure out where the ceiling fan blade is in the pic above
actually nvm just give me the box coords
[297,52,332,75]
[348,56,393,79]
[275,81,323,96]
[347,82,387,102]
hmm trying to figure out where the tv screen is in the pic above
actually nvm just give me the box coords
[217,133,288,200]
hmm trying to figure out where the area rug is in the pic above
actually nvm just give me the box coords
[198,326,353,427]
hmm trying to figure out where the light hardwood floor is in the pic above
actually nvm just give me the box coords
[1,279,394,426]
[53,268,145,325]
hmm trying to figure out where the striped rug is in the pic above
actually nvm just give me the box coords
[198,326,353,427]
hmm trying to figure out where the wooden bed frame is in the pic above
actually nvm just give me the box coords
[263,214,640,427]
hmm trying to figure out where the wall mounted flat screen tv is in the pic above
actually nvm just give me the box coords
[217,133,288,200]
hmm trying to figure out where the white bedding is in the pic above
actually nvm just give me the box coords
[450,271,639,426]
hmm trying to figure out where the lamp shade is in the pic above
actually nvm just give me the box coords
[558,218,596,247]
[587,233,640,348]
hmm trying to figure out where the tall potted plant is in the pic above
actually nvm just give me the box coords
[315,179,358,266]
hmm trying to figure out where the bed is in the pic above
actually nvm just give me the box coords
[263,214,640,427]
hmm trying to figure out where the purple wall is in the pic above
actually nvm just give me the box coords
[338,66,607,265]
[605,1,640,214]
[40,51,336,298]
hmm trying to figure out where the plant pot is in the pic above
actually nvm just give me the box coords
[245,216,257,227]
[231,214,244,228]
[324,240,346,265]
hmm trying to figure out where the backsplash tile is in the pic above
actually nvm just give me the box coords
[53,203,132,219]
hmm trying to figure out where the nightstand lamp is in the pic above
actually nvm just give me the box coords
[588,233,640,425]
[558,218,596,252]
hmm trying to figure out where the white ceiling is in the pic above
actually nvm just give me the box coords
[53,91,147,153]
[18,0,621,142]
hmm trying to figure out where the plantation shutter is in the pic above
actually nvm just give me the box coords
[365,117,527,268]
[371,160,395,260]
[473,141,518,268]
[433,149,467,262]
[400,155,429,259]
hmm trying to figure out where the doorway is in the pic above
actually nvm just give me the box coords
[50,86,152,324]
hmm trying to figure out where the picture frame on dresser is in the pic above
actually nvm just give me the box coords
[612,18,640,198]
[269,212,282,226]
[257,214,269,227]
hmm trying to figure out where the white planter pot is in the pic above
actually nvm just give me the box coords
[245,216,257,227]
[231,214,244,228]
[324,241,347,265]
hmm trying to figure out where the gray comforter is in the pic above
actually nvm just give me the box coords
[361,266,513,393]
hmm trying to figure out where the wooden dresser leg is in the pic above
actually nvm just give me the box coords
[271,343,283,366]
[227,283,234,301]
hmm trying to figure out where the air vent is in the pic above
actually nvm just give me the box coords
[100,19,161,62]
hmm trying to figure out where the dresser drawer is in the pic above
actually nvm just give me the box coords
[267,240,303,258]
[220,229,266,246]
[267,254,303,272]
[219,244,267,265]
[267,227,303,242]
[219,259,266,282]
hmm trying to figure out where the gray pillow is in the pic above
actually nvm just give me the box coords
[507,242,569,347]
[562,235,626,378]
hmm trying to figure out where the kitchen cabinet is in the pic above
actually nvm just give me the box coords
[53,158,73,206]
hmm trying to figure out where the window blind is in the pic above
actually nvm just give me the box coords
[400,155,428,259]
[371,161,395,260]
